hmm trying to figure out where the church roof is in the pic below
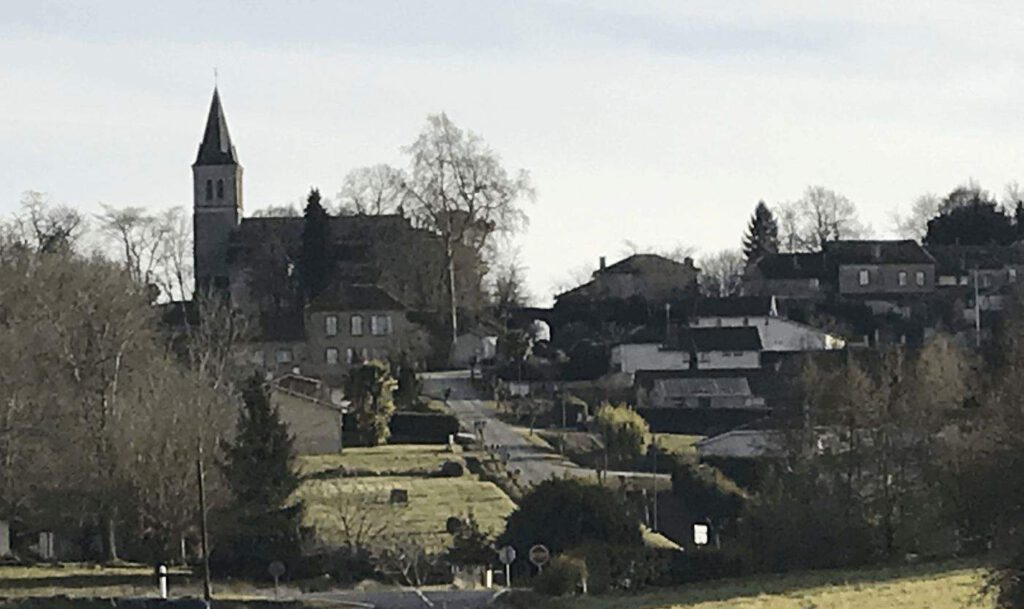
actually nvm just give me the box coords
[194,88,239,166]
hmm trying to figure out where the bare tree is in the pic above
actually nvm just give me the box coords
[251,205,300,217]
[891,194,940,241]
[401,113,533,355]
[775,186,868,251]
[96,205,170,289]
[9,191,86,254]
[337,164,407,216]
[698,249,745,297]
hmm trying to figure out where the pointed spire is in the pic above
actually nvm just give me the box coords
[194,88,239,166]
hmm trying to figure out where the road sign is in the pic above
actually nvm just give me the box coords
[497,545,517,565]
[268,560,286,599]
[693,523,709,546]
[528,544,550,569]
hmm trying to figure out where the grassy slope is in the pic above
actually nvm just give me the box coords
[294,445,517,551]
[551,560,993,609]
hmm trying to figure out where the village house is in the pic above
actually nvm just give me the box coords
[555,253,700,305]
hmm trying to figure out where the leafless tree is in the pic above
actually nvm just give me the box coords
[251,205,300,217]
[401,113,533,357]
[776,186,868,251]
[891,194,940,241]
[9,191,86,254]
[698,249,745,297]
[337,164,408,216]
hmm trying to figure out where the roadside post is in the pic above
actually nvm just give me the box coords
[158,564,168,599]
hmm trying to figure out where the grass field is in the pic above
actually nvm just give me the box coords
[542,560,993,609]
[294,445,517,551]
[652,434,704,458]
[296,444,464,477]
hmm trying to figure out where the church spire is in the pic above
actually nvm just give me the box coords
[194,88,239,166]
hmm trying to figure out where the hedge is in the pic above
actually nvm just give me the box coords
[343,412,459,445]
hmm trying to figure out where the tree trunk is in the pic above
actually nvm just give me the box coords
[446,243,458,365]
[102,509,119,563]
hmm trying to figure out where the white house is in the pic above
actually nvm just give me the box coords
[687,297,845,352]
[611,326,763,374]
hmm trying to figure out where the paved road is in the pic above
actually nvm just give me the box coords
[307,588,503,609]
[420,371,668,488]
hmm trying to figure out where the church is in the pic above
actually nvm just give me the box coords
[188,88,453,383]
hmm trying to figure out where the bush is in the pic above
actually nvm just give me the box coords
[670,462,747,524]
[499,479,640,558]
[343,412,459,445]
[440,460,464,478]
[533,555,587,596]
[594,402,649,467]
[569,543,667,593]
[654,548,747,585]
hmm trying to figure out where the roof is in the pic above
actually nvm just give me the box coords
[752,252,827,280]
[927,243,1024,274]
[622,325,763,352]
[597,253,695,275]
[259,311,306,342]
[308,283,406,312]
[823,240,934,265]
[194,88,239,166]
[687,296,777,318]
[653,377,754,397]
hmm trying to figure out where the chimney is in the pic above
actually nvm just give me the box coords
[599,256,606,271]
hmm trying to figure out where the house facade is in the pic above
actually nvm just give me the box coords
[556,254,700,304]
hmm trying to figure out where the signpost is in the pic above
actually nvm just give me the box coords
[528,544,550,573]
[268,561,286,599]
[497,545,517,588]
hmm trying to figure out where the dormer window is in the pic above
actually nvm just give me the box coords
[205,180,213,201]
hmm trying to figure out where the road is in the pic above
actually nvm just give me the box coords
[306,588,504,609]
[420,371,669,487]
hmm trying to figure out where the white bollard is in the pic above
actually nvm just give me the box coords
[158,564,168,599]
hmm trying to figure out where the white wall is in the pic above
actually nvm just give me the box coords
[691,316,844,352]
[611,343,689,374]
[698,350,760,369]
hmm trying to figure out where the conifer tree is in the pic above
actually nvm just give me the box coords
[219,375,303,567]
[1015,201,1024,241]
[300,187,331,301]
[346,360,398,446]
[742,201,780,261]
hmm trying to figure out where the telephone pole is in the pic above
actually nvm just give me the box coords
[196,442,212,603]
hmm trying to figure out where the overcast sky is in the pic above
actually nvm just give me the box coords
[4,1,1024,303]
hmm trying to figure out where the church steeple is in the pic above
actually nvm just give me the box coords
[194,88,239,166]
[193,87,243,293]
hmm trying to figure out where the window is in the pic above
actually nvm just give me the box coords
[274,348,292,364]
[916,271,926,286]
[324,315,338,337]
[898,271,907,286]
[983,274,992,288]
[743,317,749,326]
[361,348,369,361]
[858,269,870,286]
[350,315,363,336]
[216,179,224,199]
[1011,268,1018,283]
[205,180,213,201]
[325,347,339,365]
[371,315,393,336]
[346,348,354,364]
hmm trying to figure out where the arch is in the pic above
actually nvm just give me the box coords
[216,179,225,199]
[205,180,213,201]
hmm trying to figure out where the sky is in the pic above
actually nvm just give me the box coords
[4,1,1024,304]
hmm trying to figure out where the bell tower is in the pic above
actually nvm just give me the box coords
[192,87,243,292]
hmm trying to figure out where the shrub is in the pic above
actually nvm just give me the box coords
[533,555,587,596]
[670,462,747,524]
[569,543,668,593]
[499,479,640,557]
[594,402,649,467]
[440,460,465,478]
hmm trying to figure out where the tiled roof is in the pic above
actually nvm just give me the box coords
[927,243,1024,274]
[823,240,934,264]
[624,325,763,352]
[752,252,827,280]
[308,283,406,312]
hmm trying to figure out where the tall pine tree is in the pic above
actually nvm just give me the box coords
[219,375,303,570]
[742,201,780,262]
[1015,201,1024,241]
[300,188,331,301]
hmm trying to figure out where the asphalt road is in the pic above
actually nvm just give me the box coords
[306,588,503,609]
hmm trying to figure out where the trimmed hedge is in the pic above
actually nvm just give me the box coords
[343,412,459,445]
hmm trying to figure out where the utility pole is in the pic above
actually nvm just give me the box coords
[974,268,982,348]
[196,442,212,604]
[652,432,659,532]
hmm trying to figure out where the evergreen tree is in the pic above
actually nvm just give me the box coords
[924,185,1015,246]
[300,188,331,301]
[219,375,303,569]
[346,360,398,446]
[1015,201,1024,241]
[742,201,780,261]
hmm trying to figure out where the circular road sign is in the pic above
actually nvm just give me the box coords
[268,560,286,579]
[528,544,550,568]
[497,545,517,565]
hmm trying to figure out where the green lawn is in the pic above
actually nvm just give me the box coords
[294,445,517,551]
[652,434,704,458]
[297,444,464,477]
[541,560,993,609]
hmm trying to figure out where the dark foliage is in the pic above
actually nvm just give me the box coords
[446,513,494,567]
[533,555,588,596]
[217,374,303,572]
[499,479,640,557]
[924,186,1015,246]
[742,201,780,261]
[300,188,331,301]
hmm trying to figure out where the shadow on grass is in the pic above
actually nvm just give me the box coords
[0,573,192,592]
[536,558,991,609]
